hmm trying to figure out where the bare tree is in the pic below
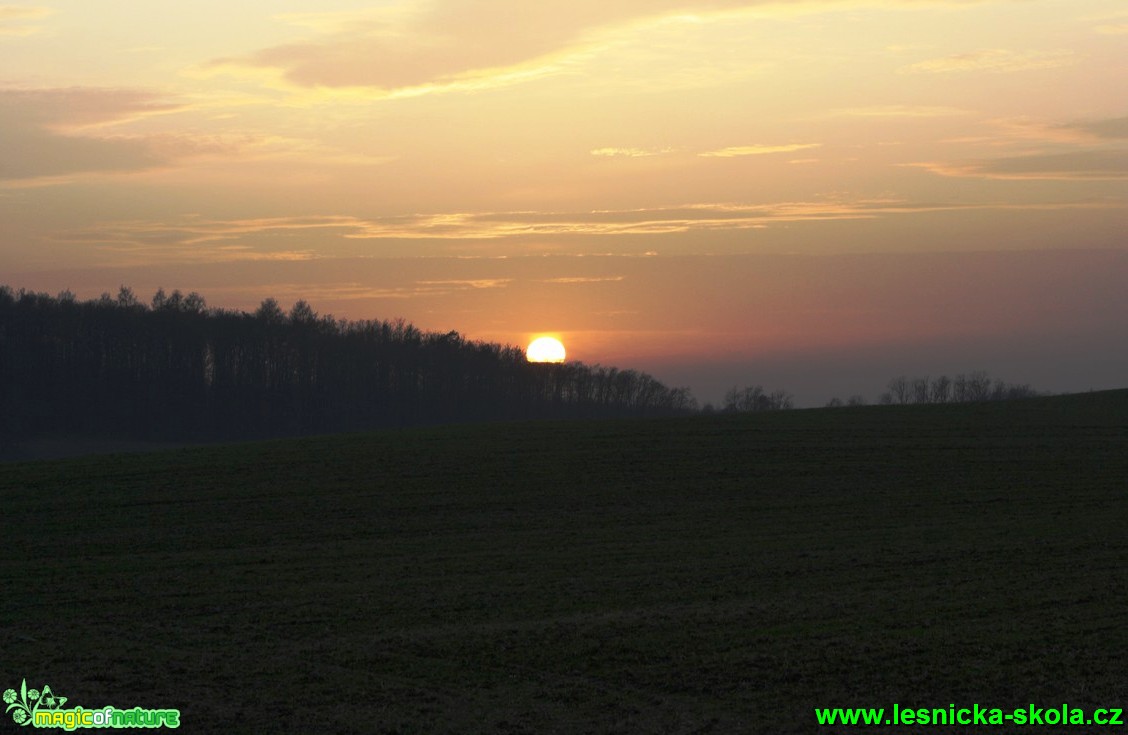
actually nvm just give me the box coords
[930,375,951,404]
[911,376,931,404]
[889,371,1039,405]
[963,371,992,401]
[887,376,912,405]
[724,385,793,412]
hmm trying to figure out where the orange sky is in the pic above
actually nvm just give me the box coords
[2,0,1126,403]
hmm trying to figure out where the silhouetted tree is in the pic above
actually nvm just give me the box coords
[887,376,912,405]
[723,385,793,412]
[0,285,698,447]
[930,376,951,404]
[884,371,1042,406]
[911,376,931,404]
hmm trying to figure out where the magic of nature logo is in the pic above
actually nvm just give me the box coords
[4,680,179,730]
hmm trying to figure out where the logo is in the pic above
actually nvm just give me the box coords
[4,680,179,730]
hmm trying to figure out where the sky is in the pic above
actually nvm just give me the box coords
[2,0,1126,405]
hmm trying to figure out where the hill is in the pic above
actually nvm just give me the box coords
[2,390,1127,733]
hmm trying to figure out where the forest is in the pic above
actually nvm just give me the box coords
[0,286,697,447]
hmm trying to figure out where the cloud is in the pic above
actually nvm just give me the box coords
[206,1,610,93]
[591,147,675,157]
[1091,10,1128,35]
[210,281,480,302]
[0,87,256,183]
[62,199,1120,258]
[901,49,1077,74]
[206,1,1016,96]
[45,198,1123,272]
[952,116,1128,147]
[829,105,969,118]
[57,215,366,249]
[913,150,1128,180]
[272,8,417,34]
[0,6,50,19]
[415,278,512,289]
[1061,117,1128,140]
[1095,22,1128,35]
[591,143,821,159]
[0,87,185,130]
[699,143,821,157]
[542,276,626,284]
[0,5,51,36]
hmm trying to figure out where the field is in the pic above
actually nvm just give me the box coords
[2,391,1127,733]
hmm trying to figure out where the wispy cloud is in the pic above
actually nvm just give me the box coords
[944,116,1128,148]
[203,2,603,96]
[272,7,420,34]
[57,215,367,249]
[911,150,1128,180]
[415,279,512,289]
[591,147,675,157]
[74,241,320,268]
[0,86,383,184]
[1095,22,1128,35]
[0,6,50,19]
[542,276,626,284]
[0,87,201,182]
[207,280,484,303]
[1061,116,1128,140]
[205,0,1019,98]
[0,87,184,129]
[829,105,969,118]
[699,143,821,157]
[0,5,51,36]
[591,143,820,159]
[901,49,1077,74]
[60,199,1122,259]
[1091,10,1128,35]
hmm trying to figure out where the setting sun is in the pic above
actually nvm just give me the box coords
[526,337,566,363]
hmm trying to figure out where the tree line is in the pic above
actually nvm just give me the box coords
[724,372,1042,412]
[717,385,795,413]
[877,372,1040,405]
[822,372,1041,408]
[0,286,697,447]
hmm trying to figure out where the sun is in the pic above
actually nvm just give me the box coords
[526,336,566,363]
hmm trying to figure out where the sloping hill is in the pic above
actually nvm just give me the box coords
[2,390,1126,733]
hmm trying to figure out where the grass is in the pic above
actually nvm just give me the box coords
[2,391,1127,733]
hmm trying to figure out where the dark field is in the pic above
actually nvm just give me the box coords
[2,391,1127,733]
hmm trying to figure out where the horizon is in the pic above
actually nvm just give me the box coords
[2,275,1115,409]
[3,1,1126,406]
